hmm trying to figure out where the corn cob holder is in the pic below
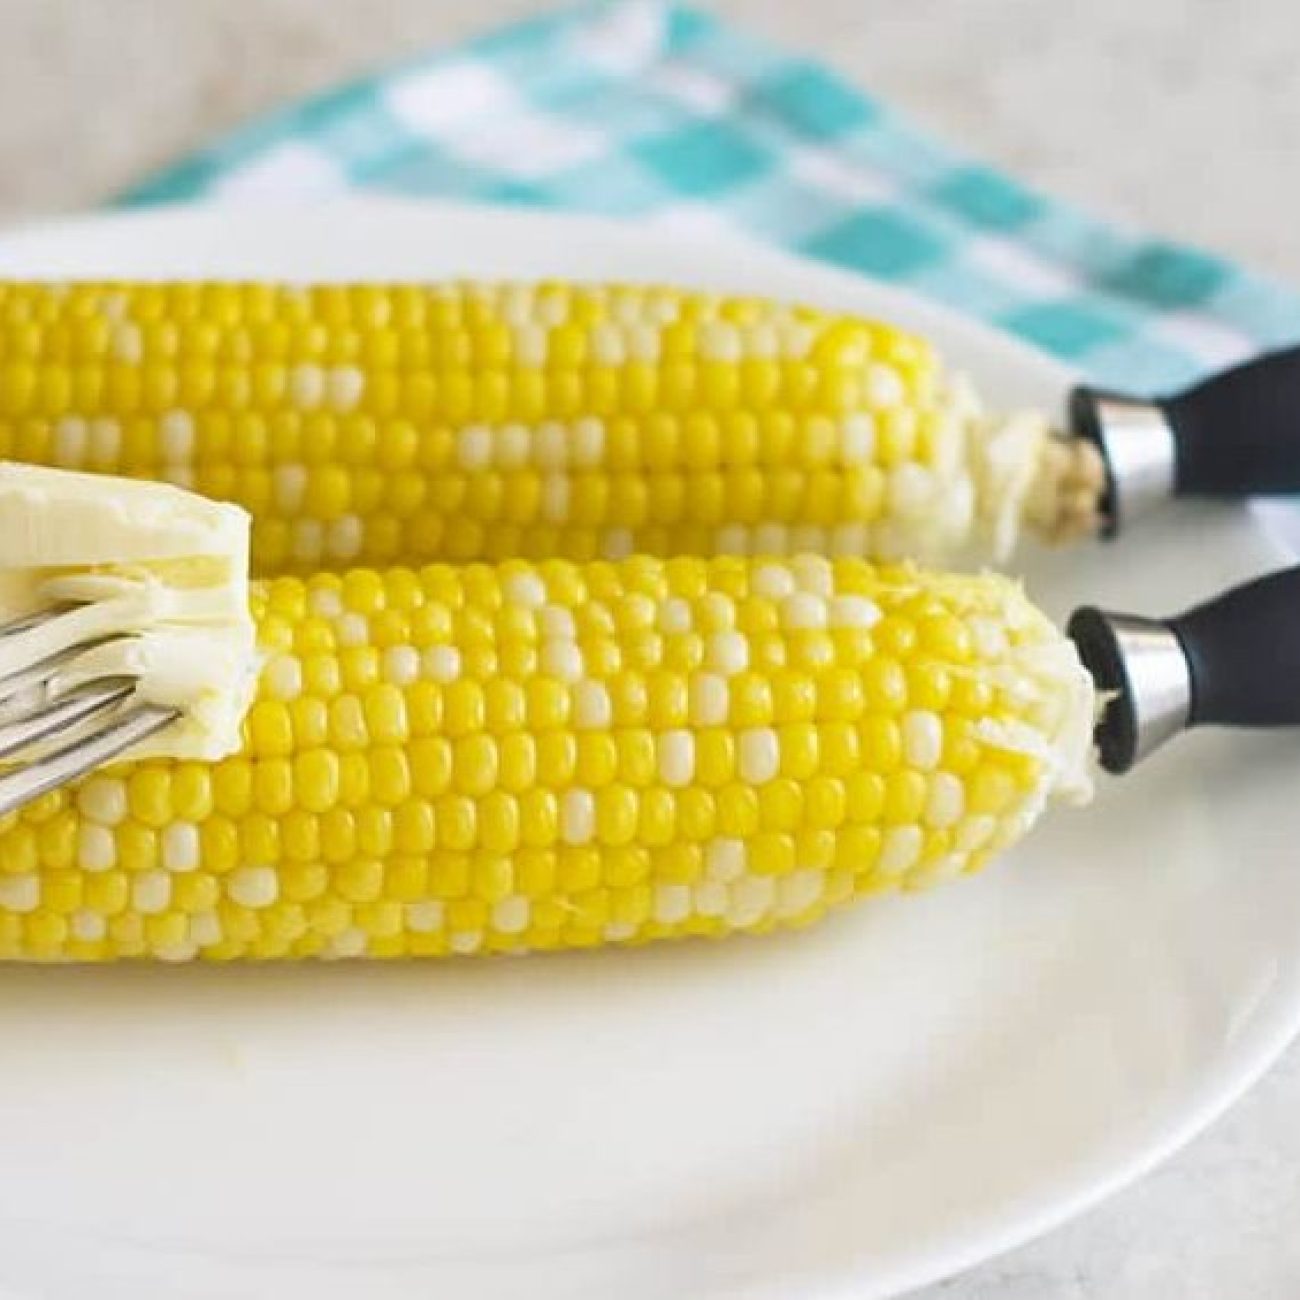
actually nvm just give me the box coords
[1073,565,1300,772]
[0,279,1294,576]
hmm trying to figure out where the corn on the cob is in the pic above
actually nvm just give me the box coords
[0,280,1102,574]
[0,554,1092,961]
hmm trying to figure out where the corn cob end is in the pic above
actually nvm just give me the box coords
[1023,435,1108,547]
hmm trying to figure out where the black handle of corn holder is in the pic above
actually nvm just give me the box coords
[1071,344,1300,535]
[1068,565,1300,774]
[1167,345,1300,496]
[1170,565,1300,728]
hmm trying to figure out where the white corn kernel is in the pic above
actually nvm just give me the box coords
[888,464,934,516]
[829,523,870,556]
[326,516,363,561]
[88,417,122,465]
[658,730,695,787]
[653,883,692,925]
[457,424,493,470]
[535,422,568,469]
[776,869,825,917]
[627,324,661,362]
[327,366,365,411]
[291,519,324,564]
[0,875,39,913]
[382,646,420,687]
[77,777,128,825]
[879,826,923,876]
[715,524,750,554]
[694,881,728,916]
[956,815,997,853]
[290,364,325,409]
[727,875,776,927]
[866,362,905,406]
[111,322,143,364]
[540,605,576,639]
[327,927,369,958]
[541,473,571,522]
[189,912,223,946]
[707,631,748,675]
[161,823,200,872]
[155,943,199,963]
[790,525,826,553]
[309,586,343,618]
[406,901,445,934]
[132,871,171,915]
[492,896,531,935]
[497,424,531,469]
[561,790,596,845]
[690,673,729,726]
[753,523,789,554]
[266,654,303,701]
[657,598,692,634]
[791,555,834,597]
[903,711,943,769]
[514,325,548,366]
[228,866,278,909]
[574,680,612,729]
[781,593,828,630]
[77,825,116,872]
[273,465,307,512]
[422,645,462,683]
[602,528,635,559]
[54,416,87,467]
[841,413,876,462]
[591,324,626,366]
[505,572,547,610]
[753,563,796,601]
[542,638,583,682]
[739,728,779,784]
[336,613,369,647]
[699,320,741,363]
[572,417,605,466]
[159,409,196,461]
[70,909,107,942]
[829,595,882,629]
[924,772,965,828]
[705,838,746,883]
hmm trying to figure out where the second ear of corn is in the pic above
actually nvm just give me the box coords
[0,279,1102,575]
[0,554,1093,961]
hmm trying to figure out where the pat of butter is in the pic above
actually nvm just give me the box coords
[0,462,258,761]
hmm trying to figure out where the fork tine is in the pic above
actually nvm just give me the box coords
[0,634,129,712]
[0,605,74,639]
[0,677,138,761]
[0,701,178,818]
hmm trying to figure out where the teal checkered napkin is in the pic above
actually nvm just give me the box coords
[122,0,1300,391]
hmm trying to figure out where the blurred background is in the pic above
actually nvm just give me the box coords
[0,0,1296,281]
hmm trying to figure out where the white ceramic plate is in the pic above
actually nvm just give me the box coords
[0,199,1294,1300]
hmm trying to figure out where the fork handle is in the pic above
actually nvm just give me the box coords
[1071,344,1300,532]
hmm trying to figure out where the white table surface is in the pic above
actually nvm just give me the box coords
[1,2,1298,1296]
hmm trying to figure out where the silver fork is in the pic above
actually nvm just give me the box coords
[0,608,178,817]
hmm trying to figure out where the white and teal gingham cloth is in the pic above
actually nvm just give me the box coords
[121,0,1300,393]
